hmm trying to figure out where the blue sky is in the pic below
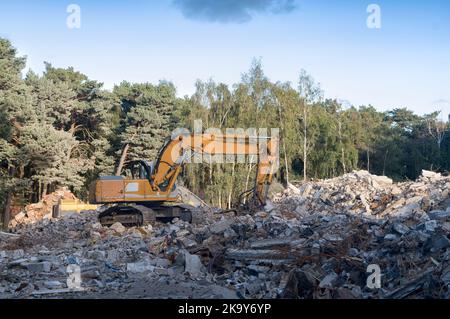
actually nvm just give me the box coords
[0,0,449,118]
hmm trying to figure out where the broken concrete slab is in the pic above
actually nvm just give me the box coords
[184,251,204,278]
[24,261,52,273]
[110,222,126,234]
[126,260,155,274]
[428,210,450,220]
[421,170,442,180]
[393,223,410,235]
[319,272,338,289]
[209,218,234,235]
[225,249,293,261]
[44,280,64,289]
[249,238,292,249]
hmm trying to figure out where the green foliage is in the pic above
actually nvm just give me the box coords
[0,38,26,91]
[0,38,118,208]
[18,122,89,191]
[114,81,180,161]
[1,37,449,214]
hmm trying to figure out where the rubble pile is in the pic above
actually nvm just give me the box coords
[9,188,77,228]
[277,170,449,219]
[1,170,450,299]
[269,170,450,298]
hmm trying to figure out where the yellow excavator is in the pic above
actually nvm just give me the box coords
[89,133,278,226]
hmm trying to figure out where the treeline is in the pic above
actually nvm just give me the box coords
[1,38,449,226]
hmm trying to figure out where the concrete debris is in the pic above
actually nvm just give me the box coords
[428,210,450,220]
[184,251,204,278]
[422,170,442,180]
[0,231,20,241]
[24,261,52,273]
[9,188,78,228]
[209,218,233,235]
[44,280,64,289]
[319,272,339,289]
[1,170,450,299]
[127,260,155,274]
[109,222,126,235]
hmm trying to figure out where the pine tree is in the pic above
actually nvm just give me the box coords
[0,38,28,228]
[115,81,179,163]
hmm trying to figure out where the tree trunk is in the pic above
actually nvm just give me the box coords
[116,144,130,176]
[209,159,213,185]
[277,99,289,184]
[367,149,370,173]
[383,149,389,176]
[2,192,12,230]
[41,182,48,199]
[338,120,346,173]
[243,159,255,205]
[303,105,307,181]
[69,122,77,136]
[38,182,42,201]
[19,165,25,179]
[283,138,289,184]
[227,162,236,209]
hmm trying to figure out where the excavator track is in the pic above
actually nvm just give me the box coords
[98,205,154,227]
[98,203,198,227]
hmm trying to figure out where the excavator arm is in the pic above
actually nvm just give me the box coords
[150,133,279,205]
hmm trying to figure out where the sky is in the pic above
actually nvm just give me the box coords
[0,0,449,119]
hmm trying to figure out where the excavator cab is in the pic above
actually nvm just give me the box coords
[122,160,153,181]
[90,159,179,206]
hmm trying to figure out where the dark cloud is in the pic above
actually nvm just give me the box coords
[173,0,296,23]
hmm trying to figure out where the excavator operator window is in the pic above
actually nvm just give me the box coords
[122,161,151,180]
